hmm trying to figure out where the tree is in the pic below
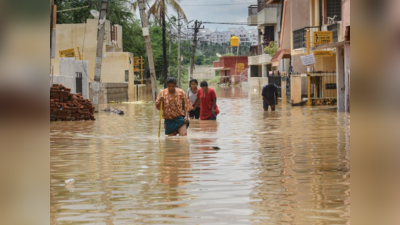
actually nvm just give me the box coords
[195,55,204,65]
[264,41,278,58]
[133,0,187,87]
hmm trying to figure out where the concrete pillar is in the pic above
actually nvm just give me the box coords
[336,47,345,112]
[344,43,350,112]
[137,84,146,101]
[281,78,287,104]
[131,85,138,102]
[262,64,267,77]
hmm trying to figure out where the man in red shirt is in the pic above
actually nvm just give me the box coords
[193,81,220,120]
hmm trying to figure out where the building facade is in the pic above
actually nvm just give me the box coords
[246,0,280,85]
[269,0,350,111]
[51,19,137,102]
[213,56,249,84]
[182,27,258,45]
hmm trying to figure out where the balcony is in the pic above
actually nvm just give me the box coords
[248,44,272,65]
[327,22,340,43]
[257,4,277,25]
[292,26,320,50]
[247,5,258,26]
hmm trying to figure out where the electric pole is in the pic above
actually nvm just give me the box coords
[189,20,203,80]
[168,35,171,78]
[92,0,109,111]
[138,0,158,101]
[177,17,182,88]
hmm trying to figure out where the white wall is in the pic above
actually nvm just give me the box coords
[53,58,90,99]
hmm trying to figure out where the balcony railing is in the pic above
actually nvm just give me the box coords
[248,5,257,16]
[249,44,264,56]
[327,23,339,43]
[293,26,320,49]
[258,0,278,12]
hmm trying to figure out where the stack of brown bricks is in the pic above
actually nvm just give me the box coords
[50,84,95,121]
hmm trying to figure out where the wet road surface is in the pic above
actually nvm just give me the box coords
[50,86,350,224]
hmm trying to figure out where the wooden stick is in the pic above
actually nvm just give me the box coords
[158,101,163,138]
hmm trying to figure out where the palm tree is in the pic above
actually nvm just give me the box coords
[133,0,187,87]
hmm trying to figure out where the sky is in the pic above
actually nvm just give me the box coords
[135,0,256,31]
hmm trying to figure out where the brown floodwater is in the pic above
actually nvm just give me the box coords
[50,86,350,225]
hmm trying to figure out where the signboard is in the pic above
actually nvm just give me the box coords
[59,48,76,58]
[314,50,333,56]
[326,83,337,90]
[314,31,332,45]
[300,53,315,66]
[134,57,140,66]
[236,63,245,73]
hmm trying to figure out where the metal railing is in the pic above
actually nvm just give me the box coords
[248,5,257,16]
[309,72,337,102]
[258,0,278,12]
[249,44,264,56]
[293,26,320,49]
[327,23,339,43]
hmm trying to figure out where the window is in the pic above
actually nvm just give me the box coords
[325,0,341,22]
[125,70,129,82]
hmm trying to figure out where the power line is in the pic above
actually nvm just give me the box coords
[180,3,254,6]
[203,21,248,25]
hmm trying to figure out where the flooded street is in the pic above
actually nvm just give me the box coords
[50,86,350,224]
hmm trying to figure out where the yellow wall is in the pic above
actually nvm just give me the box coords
[291,75,302,104]
[314,54,336,72]
[51,19,99,79]
[102,52,135,100]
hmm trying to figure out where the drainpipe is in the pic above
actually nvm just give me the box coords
[280,0,284,42]
[319,0,323,30]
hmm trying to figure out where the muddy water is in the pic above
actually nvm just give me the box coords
[50,86,350,224]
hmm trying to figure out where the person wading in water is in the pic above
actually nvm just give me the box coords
[155,77,193,136]
[187,79,200,119]
[261,83,279,111]
[193,81,220,120]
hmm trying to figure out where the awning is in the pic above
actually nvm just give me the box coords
[313,41,350,50]
[271,49,291,67]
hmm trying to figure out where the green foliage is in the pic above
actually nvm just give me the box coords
[195,55,204,65]
[264,41,278,58]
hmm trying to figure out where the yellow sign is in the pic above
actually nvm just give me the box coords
[134,68,141,72]
[134,57,140,66]
[236,63,245,73]
[314,50,333,56]
[314,31,333,45]
[59,48,76,58]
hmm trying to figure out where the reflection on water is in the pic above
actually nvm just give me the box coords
[51,86,350,224]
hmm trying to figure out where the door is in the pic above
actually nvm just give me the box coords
[76,72,82,95]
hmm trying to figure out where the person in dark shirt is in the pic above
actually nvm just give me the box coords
[261,83,279,111]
